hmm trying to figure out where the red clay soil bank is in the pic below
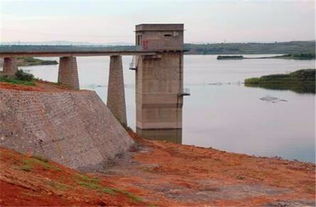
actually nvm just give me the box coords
[0,147,145,206]
[0,80,77,92]
[0,131,315,206]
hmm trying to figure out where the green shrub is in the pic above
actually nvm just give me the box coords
[0,75,35,86]
[15,70,34,81]
[244,69,315,93]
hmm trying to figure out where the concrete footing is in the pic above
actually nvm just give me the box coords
[136,128,182,144]
[58,57,79,89]
[107,55,127,126]
[3,57,18,76]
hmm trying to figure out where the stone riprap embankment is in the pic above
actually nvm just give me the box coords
[0,88,134,171]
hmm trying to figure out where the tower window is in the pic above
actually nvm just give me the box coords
[136,35,142,45]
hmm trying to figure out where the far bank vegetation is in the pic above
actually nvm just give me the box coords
[217,53,315,60]
[16,57,58,66]
[0,57,57,67]
[245,69,315,94]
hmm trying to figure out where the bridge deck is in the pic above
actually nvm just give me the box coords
[0,50,157,57]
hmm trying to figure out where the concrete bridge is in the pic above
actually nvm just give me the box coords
[0,24,186,142]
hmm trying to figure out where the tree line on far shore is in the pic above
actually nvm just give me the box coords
[0,41,315,55]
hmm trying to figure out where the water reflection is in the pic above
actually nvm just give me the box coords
[136,128,182,144]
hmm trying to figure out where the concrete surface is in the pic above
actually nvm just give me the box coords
[0,89,134,171]
[135,24,184,135]
[107,55,127,127]
[58,57,79,90]
[1,57,18,76]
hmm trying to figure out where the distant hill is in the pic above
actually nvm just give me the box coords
[0,41,315,55]
[0,45,135,52]
[0,41,132,46]
[184,41,315,54]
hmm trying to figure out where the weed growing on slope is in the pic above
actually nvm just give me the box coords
[48,181,72,191]
[75,173,143,202]
[17,157,61,172]
[31,155,49,163]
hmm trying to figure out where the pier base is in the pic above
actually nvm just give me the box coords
[107,55,127,126]
[136,128,182,144]
[3,57,18,76]
[58,57,79,90]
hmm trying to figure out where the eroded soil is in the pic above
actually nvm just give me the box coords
[0,130,315,206]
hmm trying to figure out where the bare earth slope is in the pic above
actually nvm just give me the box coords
[0,84,133,171]
[0,131,315,206]
[0,146,147,206]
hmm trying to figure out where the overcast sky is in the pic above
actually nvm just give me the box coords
[0,0,315,44]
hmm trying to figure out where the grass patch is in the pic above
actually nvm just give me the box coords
[78,181,101,190]
[113,189,144,202]
[76,174,115,195]
[75,173,143,202]
[48,181,71,191]
[0,75,35,86]
[0,70,36,86]
[245,69,315,94]
[77,180,116,195]
[31,155,49,163]
[17,157,60,172]
[18,163,33,172]
[101,187,116,195]
[75,174,100,184]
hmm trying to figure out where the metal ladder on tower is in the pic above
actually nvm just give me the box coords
[129,56,138,70]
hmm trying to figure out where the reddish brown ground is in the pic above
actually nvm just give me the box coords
[0,80,79,92]
[0,130,315,206]
[0,145,149,206]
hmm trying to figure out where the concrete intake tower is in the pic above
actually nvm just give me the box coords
[135,24,186,143]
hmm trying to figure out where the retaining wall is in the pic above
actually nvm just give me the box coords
[0,89,134,171]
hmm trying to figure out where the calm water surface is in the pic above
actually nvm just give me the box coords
[22,55,315,163]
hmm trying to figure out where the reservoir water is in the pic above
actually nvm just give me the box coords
[22,55,315,163]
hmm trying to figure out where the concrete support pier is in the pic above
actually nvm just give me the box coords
[3,57,18,76]
[107,55,127,127]
[58,56,79,90]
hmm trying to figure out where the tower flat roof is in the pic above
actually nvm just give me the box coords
[136,24,184,32]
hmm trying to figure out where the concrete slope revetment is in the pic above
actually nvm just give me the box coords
[0,88,134,171]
